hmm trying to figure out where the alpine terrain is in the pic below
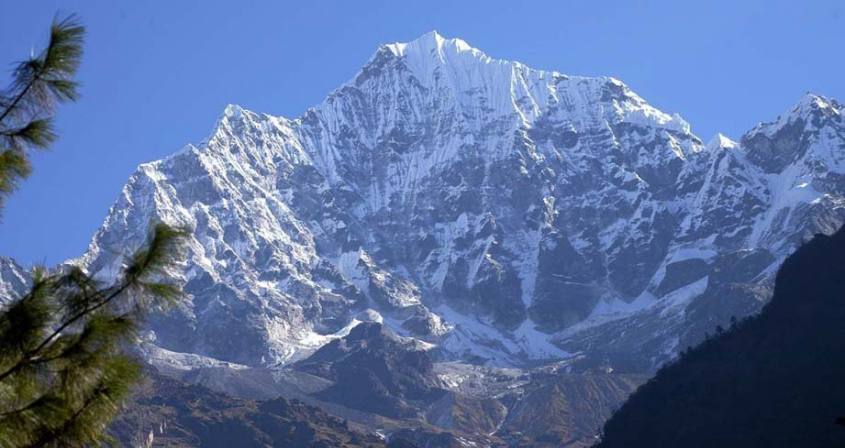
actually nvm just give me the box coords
[1,31,844,446]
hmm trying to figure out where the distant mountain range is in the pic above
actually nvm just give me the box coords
[2,31,844,446]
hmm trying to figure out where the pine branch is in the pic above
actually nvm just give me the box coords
[0,15,84,124]
[0,224,186,383]
[0,148,31,196]
[0,119,56,150]
[26,384,107,448]
[0,281,131,385]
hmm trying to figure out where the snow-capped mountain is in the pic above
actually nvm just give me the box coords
[69,31,845,370]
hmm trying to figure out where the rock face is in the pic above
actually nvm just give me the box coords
[597,226,845,447]
[69,31,845,370]
[294,322,445,418]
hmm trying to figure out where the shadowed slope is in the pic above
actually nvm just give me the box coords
[597,226,845,447]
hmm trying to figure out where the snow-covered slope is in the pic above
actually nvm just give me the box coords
[0,257,28,306]
[75,32,845,370]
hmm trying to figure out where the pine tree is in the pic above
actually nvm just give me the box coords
[0,15,188,447]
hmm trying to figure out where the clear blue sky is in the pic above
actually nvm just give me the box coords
[1,0,843,265]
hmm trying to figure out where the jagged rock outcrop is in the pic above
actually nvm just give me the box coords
[295,322,445,418]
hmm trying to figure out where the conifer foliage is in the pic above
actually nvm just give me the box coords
[0,15,83,214]
[0,15,188,447]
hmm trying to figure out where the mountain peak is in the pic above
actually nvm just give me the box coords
[794,92,838,114]
[223,103,245,117]
[747,93,842,140]
[786,93,842,125]
[382,31,476,59]
[704,132,738,151]
[214,103,262,133]
[740,92,843,173]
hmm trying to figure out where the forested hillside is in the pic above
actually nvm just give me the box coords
[597,227,845,447]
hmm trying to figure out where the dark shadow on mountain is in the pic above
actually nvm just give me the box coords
[596,226,845,447]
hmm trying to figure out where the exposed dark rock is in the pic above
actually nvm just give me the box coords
[295,322,446,418]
